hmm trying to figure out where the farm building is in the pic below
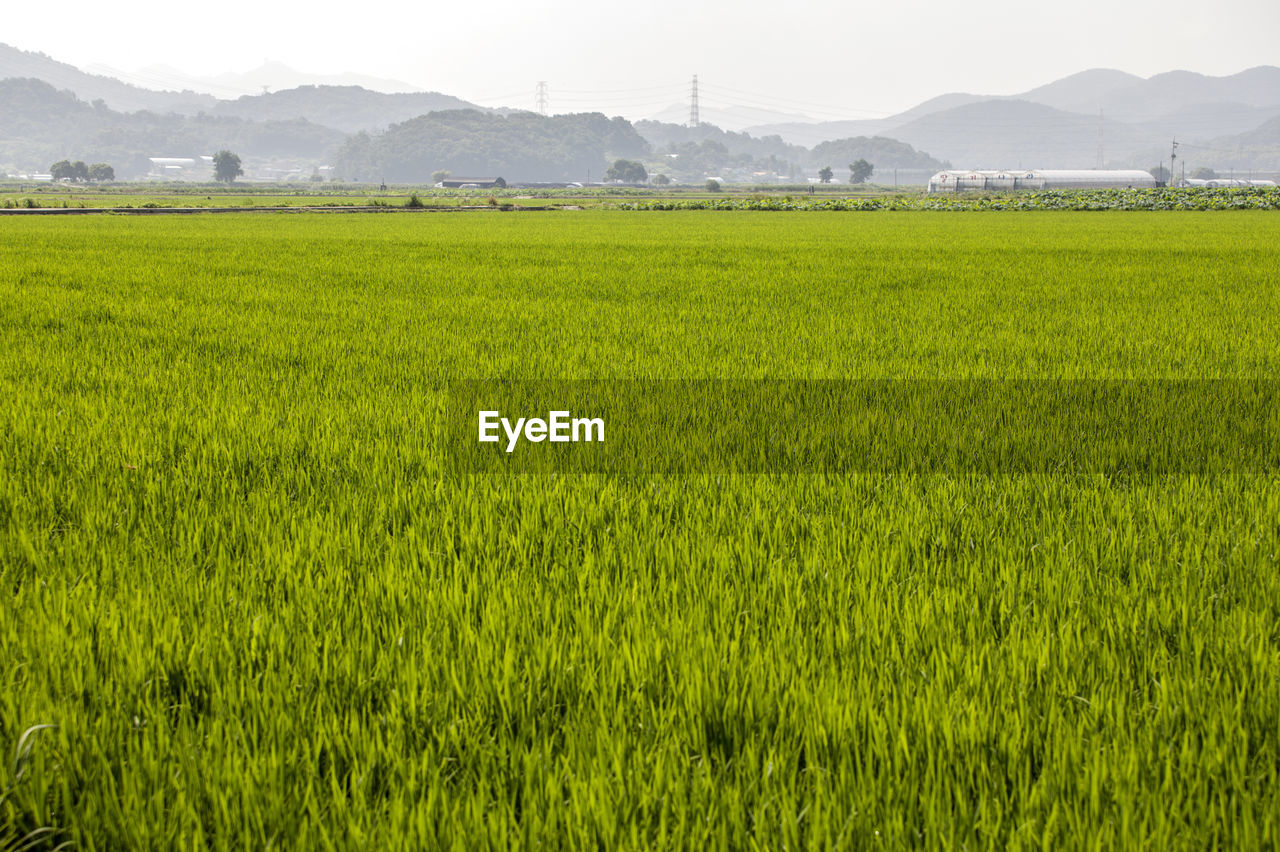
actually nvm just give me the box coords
[147,156,214,181]
[438,177,506,189]
[928,169,1157,193]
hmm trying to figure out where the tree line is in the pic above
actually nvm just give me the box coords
[49,160,114,182]
[816,159,875,184]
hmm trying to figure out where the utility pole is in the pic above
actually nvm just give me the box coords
[689,74,699,128]
[535,81,549,116]
[1170,138,1179,187]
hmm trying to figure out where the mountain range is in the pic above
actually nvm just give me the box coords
[745,67,1280,170]
[1,41,1277,179]
[0,44,215,114]
[82,60,422,100]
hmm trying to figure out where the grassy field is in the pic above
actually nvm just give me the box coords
[2,211,1278,849]
[4,184,1276,213]
[0,181,907,210]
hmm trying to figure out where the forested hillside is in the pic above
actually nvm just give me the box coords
[0,78,344,177]
[335,110,649,183]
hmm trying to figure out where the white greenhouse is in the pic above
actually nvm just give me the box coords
[1183,178,1277,188]
[927,169,1158,193]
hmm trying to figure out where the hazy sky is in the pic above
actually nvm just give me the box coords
[7,0,1278,117]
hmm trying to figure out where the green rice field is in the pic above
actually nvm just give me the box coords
[2,211,1278,849]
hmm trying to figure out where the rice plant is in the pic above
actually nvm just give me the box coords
[1,211,1277,849]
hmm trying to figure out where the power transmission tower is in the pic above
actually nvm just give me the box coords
[1170,138,1179,187]
[689,74,699,128]
[535,81,549,115]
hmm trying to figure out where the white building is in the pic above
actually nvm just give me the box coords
[147,156,214,181]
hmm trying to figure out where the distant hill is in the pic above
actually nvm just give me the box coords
[335,110,649,183]
[632,121,944,181]
[743,95,996,148]
[83,60,424,100]
[1187,114,1280,170]
[1093,66,1280,116]
[743,66,1280,169]
[1015,69,1146,114]
[889,92,991,124]
[636,121,806,163]
[738,118,892,149]
[889,100,1151,170]
[0,42,214,114]
[0,78,344,177]
[809,137,946,171]
[212,86,486,134]
[1135,101,1280,143]
[1223,113,1280,145]
[646,102,817,132]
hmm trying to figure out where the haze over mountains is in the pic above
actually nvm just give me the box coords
[745,67,1280,170]
[0,43,216,114]
[1,41,1277,181]
[83,60,423,100]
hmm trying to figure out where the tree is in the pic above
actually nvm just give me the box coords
[493,176,507,188]
[818,165,834,183]
[213,150,243,184]
[848,159,874,184]
[431,169,450,184]
[1148,165,1170,185]
[606,158,647,184]
[653,173,671,186]
[705,178,722,192]
[1190,167,1217,180]
[50,160,89,182]
[88,163,114,182]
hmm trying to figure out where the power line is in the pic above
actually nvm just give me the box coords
[698,81,894,117]
[466,89,542,105]
[551,92,685,106]
[555,83,686,95]
[1177,141,1250,153]
[694,93,893,123]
